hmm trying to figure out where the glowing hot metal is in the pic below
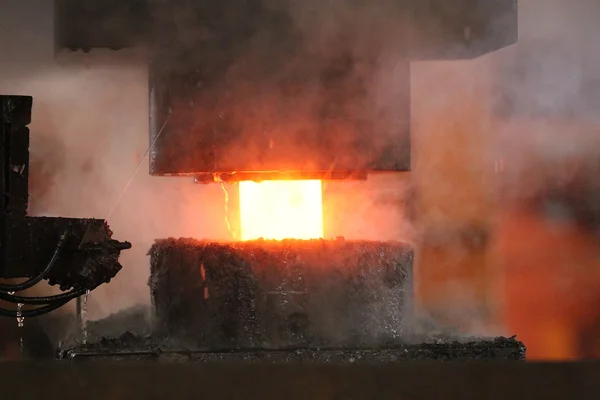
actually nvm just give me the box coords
[239,180,324,241]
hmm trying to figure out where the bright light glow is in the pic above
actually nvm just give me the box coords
[239,180,324,241]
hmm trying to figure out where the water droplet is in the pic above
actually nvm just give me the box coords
[16,303,24,328]
[16,303,24,356]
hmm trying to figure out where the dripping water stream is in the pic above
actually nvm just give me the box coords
[213,173,235,239]
[16,302,24,356]
[81,290,90,345]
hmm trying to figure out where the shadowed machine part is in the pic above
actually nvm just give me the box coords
[0,95,131,319]
[54,0,518,182]
[147,0,517,182]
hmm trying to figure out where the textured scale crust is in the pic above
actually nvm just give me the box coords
[149,238,413,349]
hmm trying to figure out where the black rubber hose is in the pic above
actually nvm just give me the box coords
[0,287,88,305]
[0,299,71,318]
[0,231,69,293]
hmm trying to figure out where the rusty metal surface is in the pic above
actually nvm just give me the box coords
[0,361,598,399]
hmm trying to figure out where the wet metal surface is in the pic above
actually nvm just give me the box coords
[149,238,413,349]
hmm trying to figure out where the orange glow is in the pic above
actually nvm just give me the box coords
[239,180,323,241]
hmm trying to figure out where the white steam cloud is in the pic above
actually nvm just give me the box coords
[0,0,598,349]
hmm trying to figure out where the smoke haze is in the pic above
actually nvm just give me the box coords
[1,0,599,357]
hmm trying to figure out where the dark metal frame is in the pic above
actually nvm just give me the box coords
[54,0,518,180]
[0,95,130,317]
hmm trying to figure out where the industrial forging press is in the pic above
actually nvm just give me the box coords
[9,2,589,397]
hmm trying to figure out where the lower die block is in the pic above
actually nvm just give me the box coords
[149,238,414,349]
